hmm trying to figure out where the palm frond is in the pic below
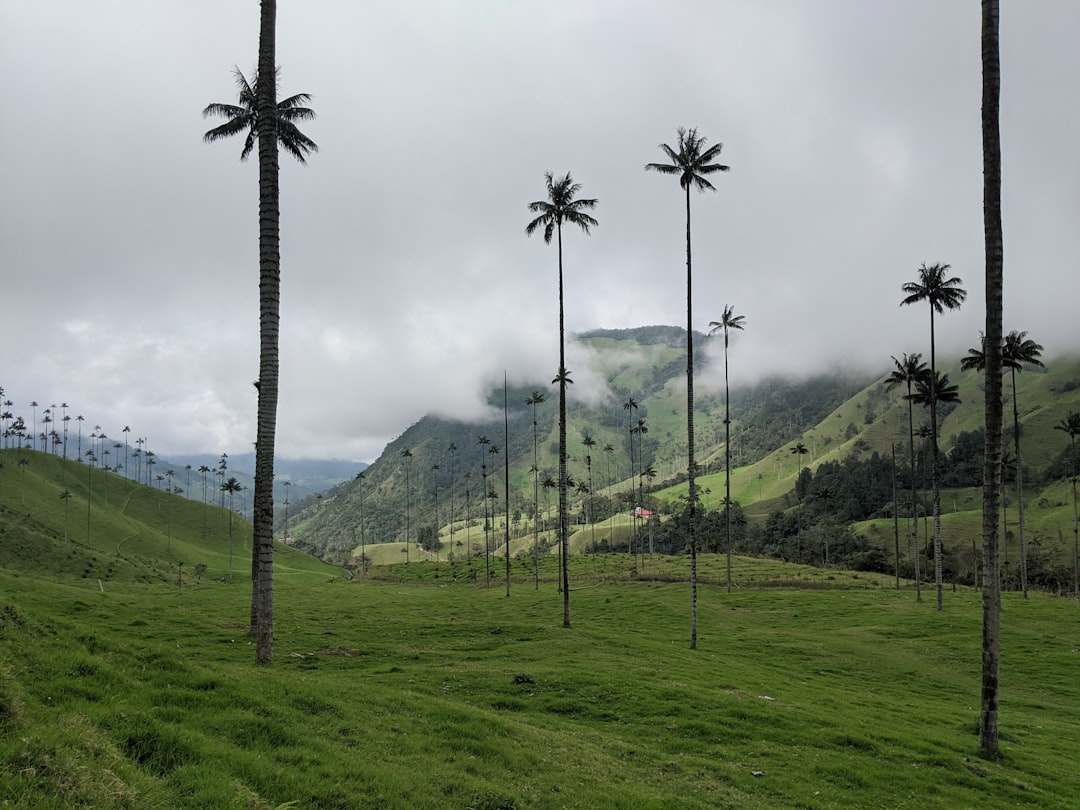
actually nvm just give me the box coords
[202,102,247,120]
[203,117,250,144]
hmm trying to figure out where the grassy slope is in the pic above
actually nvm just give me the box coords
[3,455,1080,807]
[2,562,1078,809]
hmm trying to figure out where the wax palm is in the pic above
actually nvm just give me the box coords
[978,0,1005,751]
[203,0,319,664]
[790,442,810,563]
[962,330,1044,597]
[527,172,597,628]
[1055,412,1080,597]
[885,352,930,601]
[582,433,597,552]
[526,392,545,588]
[647,127,729,649]
[709,305,745,592]
[901,262,966,611]
[221,476,243,584]
[907,369,961,607]
[203,66,318,164]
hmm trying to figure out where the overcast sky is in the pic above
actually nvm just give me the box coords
[2,1,1077,463]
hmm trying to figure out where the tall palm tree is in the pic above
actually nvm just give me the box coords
[647,127,729,650]
[901,262,967,611]
[623,396,639,554]
[709,305,746,593]
[907,368,962,608]
[962,329,1044,598]
[221,476,243,584]
[1055,413,1080,598]
[525,392,545,588]
[202,0,319,663]
[978,0,1004,753]
[790,442,810,563]
[885,352,930,602]
[526,171,598,628]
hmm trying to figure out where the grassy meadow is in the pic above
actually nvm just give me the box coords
[2,451,1080,808]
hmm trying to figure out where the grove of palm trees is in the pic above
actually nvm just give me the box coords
[5,1,1080,805]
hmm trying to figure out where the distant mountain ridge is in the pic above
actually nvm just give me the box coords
[280,325,1080,564]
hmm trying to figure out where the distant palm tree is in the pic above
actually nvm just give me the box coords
[430,462,441,562]
[122,426,131,479]
[647,127,730,650]
[526,171,598,628]
[354,472,365,576]
[709,305,746,592]
[487,443,501,581]
[582,433,597,552]
[901,262,966,610]
[525,392,545,588]
[632,418,649,556]
[221,476,243,584]
[402,448,413,564]
[477,435,491,567]
[603,443,616,549]
[623,396,639,553]
[198,465,211,504]
[1055,412,1080,598]
[447,443,457,563]
[790,442,810,563]
[885,352,930,601]
[962,330,1045,597]
[907,368,962,607]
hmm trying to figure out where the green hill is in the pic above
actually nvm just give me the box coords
[0,449,338,587]
[283,326,1079,579]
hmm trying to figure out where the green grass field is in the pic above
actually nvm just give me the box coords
[2,564,1079,808]
[2,452,1079,808]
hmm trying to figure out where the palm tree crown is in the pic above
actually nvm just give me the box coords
[525,172,598,242]
[644,127,730,190]
[900,262,967,315]
[203,66,318,163]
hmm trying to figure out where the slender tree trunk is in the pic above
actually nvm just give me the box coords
[892,443,901,590]
[929,309,944,611]
[504,374,511,597]
[557,223,570,627]
[684,184,698,650]
[251,0,279,664]
[1010,369,1028,598]
[908,393,922,602]
[979,0,1003,753]
[725,331,733,593]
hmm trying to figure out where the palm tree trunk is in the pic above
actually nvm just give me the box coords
[251,0,279,665]
[725,331,732,593]
[979,0,1003,754]
[684,183,698,650]
[1010,368,1028,598]
[907,392,922,602]
[557,223,570,628]
[929,308,944,612]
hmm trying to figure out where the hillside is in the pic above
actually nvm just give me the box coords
[284,322,1079,571]
[0,450,338,587]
